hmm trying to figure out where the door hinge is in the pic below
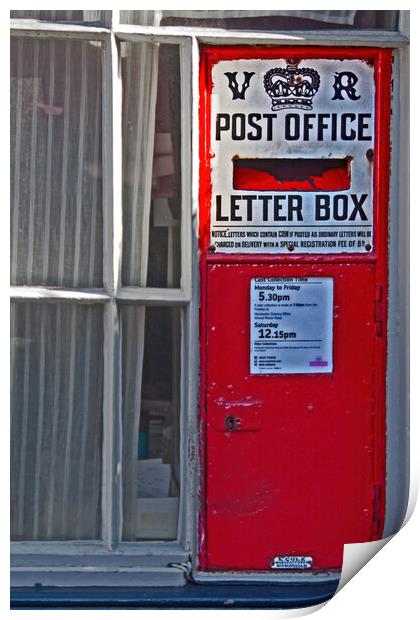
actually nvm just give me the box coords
[375,285,384,336]
[372,484,382,536]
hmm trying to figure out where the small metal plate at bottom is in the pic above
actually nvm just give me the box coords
[271,556,313,570]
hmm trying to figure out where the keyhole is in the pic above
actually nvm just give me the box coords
[225,416,236,431]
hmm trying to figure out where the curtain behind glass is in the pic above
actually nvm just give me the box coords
[10,302,103,540]
[122,43,182,288]
[10,37,103,288]
[10,10,107,23]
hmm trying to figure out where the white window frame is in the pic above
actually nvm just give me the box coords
[10,10,409,588]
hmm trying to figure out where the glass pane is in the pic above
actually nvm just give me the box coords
[10,10,109,24]
[10,302,103,540]
[122,43,181,288]
[120,10,399,31]
[10,37,103,287]
[121,306,181,540]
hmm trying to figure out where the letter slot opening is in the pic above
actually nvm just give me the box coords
[232,157,352,192]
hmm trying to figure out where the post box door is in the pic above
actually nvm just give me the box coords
[204,262,378,571]
[198,47,391,573]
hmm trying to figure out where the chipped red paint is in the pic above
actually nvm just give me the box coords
[198,46,391,572]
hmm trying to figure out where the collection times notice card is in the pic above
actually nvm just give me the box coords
[250,277,333,374]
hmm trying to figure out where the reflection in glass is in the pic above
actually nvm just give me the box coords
[122,43,181,288]
[119,10,399,31]
[10,302,103,540]
[121,306,181,540]
[10,37,103,287]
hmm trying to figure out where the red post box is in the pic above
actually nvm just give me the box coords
[198,47,391,573]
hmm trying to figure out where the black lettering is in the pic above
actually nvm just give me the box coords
[263,113,276,141]
[215,114,230,141]
[341,113,357,140]
[315,195,330,220]
[230,195,242,220]
[244,195,257,221]
[349,194,368,220]
[261,196,272,221]
[273,195,286,221]
[285,114,300,140]
[331,113,337,141]
[224,71,255,100]
[358,113,372,141]
[288,195,303,221]
[215,195,228,221]
[332,71,361,101]
[247,113,262,141]
[303,114,316,141]
[317,113,330,141]
[333,195,349,220]
[232,114,246,140]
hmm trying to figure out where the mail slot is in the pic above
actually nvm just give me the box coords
[199,47,391,573]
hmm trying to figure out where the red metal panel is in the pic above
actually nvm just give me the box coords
[198,47,391,572]
[205,261,376,570]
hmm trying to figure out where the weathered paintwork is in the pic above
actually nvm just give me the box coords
[199,47,391,572]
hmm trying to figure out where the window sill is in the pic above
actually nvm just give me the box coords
[11,541,189,587]
[11,566,186,587]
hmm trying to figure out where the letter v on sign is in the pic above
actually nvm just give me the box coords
[224,71,255,100]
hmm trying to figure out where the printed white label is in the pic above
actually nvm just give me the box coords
[250,277,333,374]
[271,556,313,570]
[210,58,375,254]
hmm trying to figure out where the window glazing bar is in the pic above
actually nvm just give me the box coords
[10,20,110,38]
[103,33,122,296]
[10,288,112,302]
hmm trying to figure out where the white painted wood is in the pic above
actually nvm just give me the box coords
[12,540,187,556]
[11,566,186,587]
[10,287,111,302]
[103,34,122,295]
[180,40,192,299]
[194,570,340,584]
[111,10,120,30]
[9,287,191,304]
[399,10,410,38]
[383,46,410,538]
[117,287,188,304]
[181,36,200,556]
[10,20,110,38]
[114,27,191,43]
[113,24,408,46]
[103,300,122,549]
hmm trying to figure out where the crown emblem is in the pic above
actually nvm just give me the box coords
[263,62,320,111]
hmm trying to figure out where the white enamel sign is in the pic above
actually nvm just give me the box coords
[210,58,375,253]
[250,277,333,374]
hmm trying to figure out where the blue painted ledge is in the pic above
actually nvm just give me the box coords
[11,581,340,609]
